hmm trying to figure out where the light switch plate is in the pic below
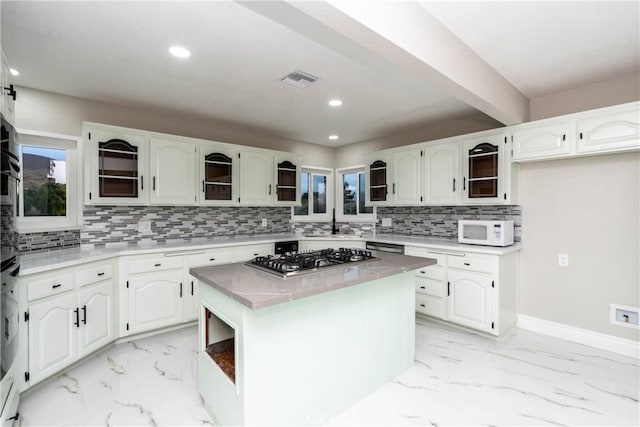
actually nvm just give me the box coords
[138,220,152,233]
[261,218,268,227]
[558,253,569,267]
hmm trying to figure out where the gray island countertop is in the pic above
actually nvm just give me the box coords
[190,251,435,309]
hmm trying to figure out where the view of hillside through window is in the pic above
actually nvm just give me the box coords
[21,146,67,217]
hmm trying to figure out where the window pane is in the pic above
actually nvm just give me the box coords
[359,173,374,214]
[312,174,326,214]
[294,172,309,215]
[343,173,357,215]
[22,146,67,217]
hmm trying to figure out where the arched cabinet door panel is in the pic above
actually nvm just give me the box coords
[447,270,493,333]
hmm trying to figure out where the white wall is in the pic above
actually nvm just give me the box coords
[14,87,335,168]
[529,72,640,121]
[518,152,639,341]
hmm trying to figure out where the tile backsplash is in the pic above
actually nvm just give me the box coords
[18,204,521,253]
[375,205,522,241]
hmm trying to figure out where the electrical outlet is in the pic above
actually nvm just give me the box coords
[381,218,392,227]
[261,218,267,227]
[610,304,640,329]
[138,220,152,233]
[558,253,569,267]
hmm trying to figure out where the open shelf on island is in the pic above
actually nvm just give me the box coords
[204,307,236,384]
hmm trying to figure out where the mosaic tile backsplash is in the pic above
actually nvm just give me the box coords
[375,205,522,241]
[80,206,291,248]
[18,204,521,253]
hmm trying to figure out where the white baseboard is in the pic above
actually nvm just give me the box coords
[517,314,639,359]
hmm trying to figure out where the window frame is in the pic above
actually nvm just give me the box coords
[335,165,376,223]
[16,129,82,233]
[291,166,333,222]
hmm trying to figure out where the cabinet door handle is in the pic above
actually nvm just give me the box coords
[4,317,9,339]
[419,303,426,308]
[268,184,272,195]
[74,308,80,328]
[464,262,470,266]
[419,270,426,274]
[579,132,583,139]
[562,134,566,141]
[191,281,194,296]
[463,177,466,191]
[154,263,161,267]
[82,305,87,324]
[392,183,396,194]
[447,282,451,296]
[209,258,216,261]
[141,176,144,190]
[452,178,456,192]
[179,283,183,298]
[153,176,156,191]
[202,180,205,192]
[52,284,62,289]
[97,272,105,277]
[419,286,425,290]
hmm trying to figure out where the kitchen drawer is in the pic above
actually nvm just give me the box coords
[415,265,444,281]
[415,294,445,319]
[233,243,274,262]
[187,249,234,268]
[415,277,445,298]
[79,261,115,287]
[27,273,75,302]
[447,254,495,274]
[127,256,184,274]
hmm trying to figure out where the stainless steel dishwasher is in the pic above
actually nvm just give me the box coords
[365,241,405,254]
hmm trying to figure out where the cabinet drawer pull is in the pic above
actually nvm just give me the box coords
[253,253,258,256]
[419,270,426,274]
[209,258,216,261]
[464,262,470,266]
[420,286,425,289]
[97,272,105,277]
[154,263,161,267]
[52,284,62,289]
[420,304,425,308]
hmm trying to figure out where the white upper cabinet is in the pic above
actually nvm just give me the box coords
[391,147,423,205]
[365,152,391,206]
[238,149,274,206]
[423,141,460,205]
[462,132,511,205]
[149,137,197,205]
[1,50,16,125]
[511,119,572,161]
[273,154,301,206]
[576,103,640,154]
[199,144,238,206]
[85,126,149,205]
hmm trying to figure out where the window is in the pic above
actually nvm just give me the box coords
[292,167,332,221]
[336,166,375,222]
[17,131,81,232]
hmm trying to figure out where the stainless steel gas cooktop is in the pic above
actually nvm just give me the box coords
[245,248,377,277]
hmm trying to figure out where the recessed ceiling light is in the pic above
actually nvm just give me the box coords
[169,46,191,59]
[328,99,342,107]
[9,68,19,76]
[329,135,339,140]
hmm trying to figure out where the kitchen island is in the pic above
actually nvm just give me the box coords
[190,251,434,426]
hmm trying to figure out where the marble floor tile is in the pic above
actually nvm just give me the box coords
[18,319,639,426]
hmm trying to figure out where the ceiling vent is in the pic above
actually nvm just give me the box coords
[280,70,318,88]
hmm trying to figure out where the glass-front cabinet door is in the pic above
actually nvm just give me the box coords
[461,132,509,205]
[199,145,238,205]
[365,153,391,206]
[274,154,300,206]
[85,128,148,205]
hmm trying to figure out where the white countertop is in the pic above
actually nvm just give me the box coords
[191,251,435,309]
[18,232,521,275]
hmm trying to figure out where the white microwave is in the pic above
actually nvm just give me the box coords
[458,220,514,247]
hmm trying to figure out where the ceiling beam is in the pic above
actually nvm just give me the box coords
[239,0,529,125]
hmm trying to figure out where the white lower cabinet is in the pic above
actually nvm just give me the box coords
[447,269,493,333]
[406,245,517,336]
[27,281,114,385]
[127,270,184,334]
